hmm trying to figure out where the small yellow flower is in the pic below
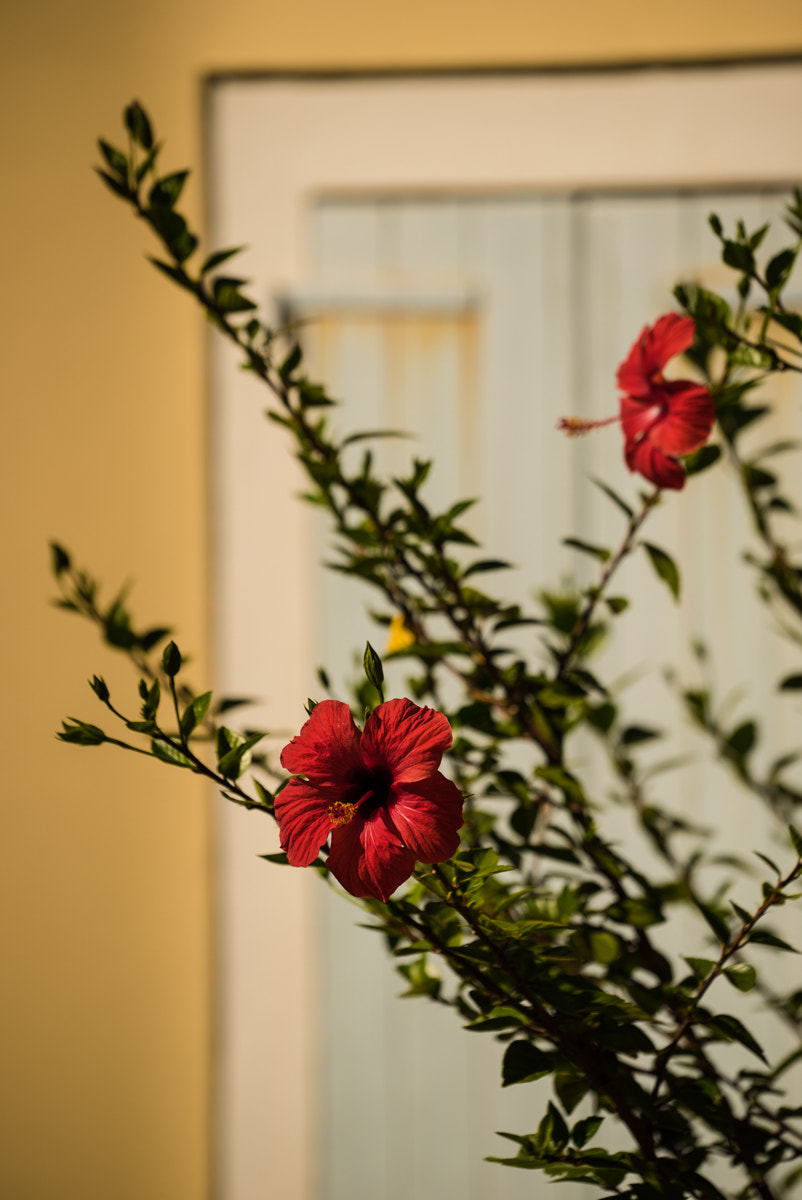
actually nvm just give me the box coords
[385,612,416,655]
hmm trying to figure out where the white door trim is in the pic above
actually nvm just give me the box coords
[206,63,802,1200]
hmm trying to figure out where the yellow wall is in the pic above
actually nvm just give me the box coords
[2,3,802,1198]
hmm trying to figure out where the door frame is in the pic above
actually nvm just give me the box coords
[206,63,802,1200]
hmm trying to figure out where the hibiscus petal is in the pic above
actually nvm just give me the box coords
[616,325,652,398]
[388,774,464,863]
[280,699,363,784]
[361,698,452,784]
[274,778,338,866]
[616,313,695,397]
[650,383,715,457]
[328,809,415,901]
[625,438,685,490]
[325,815,375,897]
[646,313,696,368]
[620,395,664,443]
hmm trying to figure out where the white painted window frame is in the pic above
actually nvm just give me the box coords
[206,63,802,1200]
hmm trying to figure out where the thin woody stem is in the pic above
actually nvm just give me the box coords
[653,854,802,1096]
[555,486,661,679]
[427,863,659,1163]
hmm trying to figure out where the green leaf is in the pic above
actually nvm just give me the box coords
[732,343,774,370]
[98,139,128,179]
[149,170,189,208]
[135,142,161,182]
[748,929,797,953]
[620,725,660,746]
[279,343,303,383]
[562,537,610,562]
[683,444,721,476]
[252,779,274,808]
[148,257,193,289]
[749,222,770,251]
[148,207,198,262]
[790,824,802,857]
[180,690,212,738]
[126,719,158,734]
[605,596,629,615]
[150,738,195,769]
[501,1040,552,1086]
[212,276,257,313]
[553,1070,589,1114]
[140,678,161,720]
[571,1116,603,1149]
[780,673,802,691]
[722,239,755,274]
[754,850,780,875]
[591,477,633,519]
[703,1012,766,1062]
[744,464,777,491]
[297,381,335,409]
[727,720,757,758]
[125,101,154,149]
[201,246,244,274]
[50,542,71,575]
[95,168,132,199]
[766,247,797,291]
[698,903,730,944]
[684,956,716,981]
[217,732,265,779]
[536,1102,569,1152]
[773,310,802,339]
[642,542,680,601]
[462,559,512,579]
[139,625,172,653]
[723,962,757,992]
[588,930,620,964]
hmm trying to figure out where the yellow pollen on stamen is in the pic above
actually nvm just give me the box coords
[328,800,357,827]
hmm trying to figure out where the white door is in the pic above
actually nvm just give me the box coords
[208,68,802,1200]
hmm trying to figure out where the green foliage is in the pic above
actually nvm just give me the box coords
[52,103,802,1200]
[642,542,681,601]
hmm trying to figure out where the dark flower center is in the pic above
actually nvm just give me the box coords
[355,765,394,817]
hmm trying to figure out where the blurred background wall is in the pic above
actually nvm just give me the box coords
[2,4,802,1199]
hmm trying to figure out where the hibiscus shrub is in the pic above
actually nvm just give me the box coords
[56,103,802,1200]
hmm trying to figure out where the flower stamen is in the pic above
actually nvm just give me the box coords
[328,800,357,827]
[557,415,620,437]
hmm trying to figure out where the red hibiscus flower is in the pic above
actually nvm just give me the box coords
[617,313,715,490]
[276,698,464,901]
[558,313,715,490]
